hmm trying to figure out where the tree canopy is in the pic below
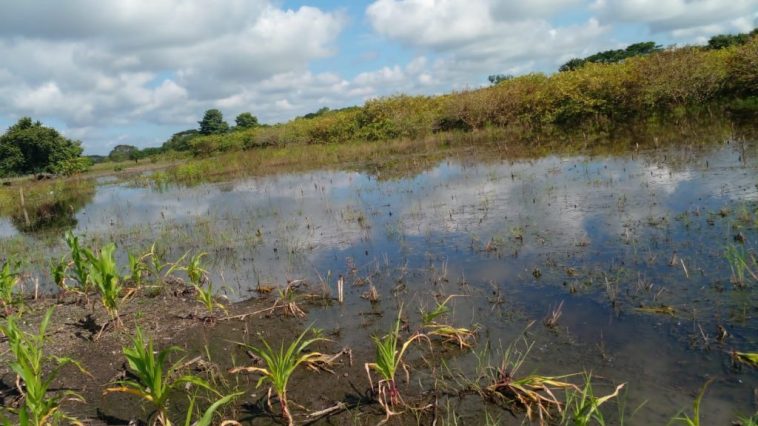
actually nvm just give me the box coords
[108,144,139,162]
[0,117,86,177]
[560,41,662,72]
[198,109,229,135]
[235,112,259,129]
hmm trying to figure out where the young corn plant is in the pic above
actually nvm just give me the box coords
[560,373,624,426]
[0,258,22,315]
[0,308,86,425]
[50,256,69,292]
[477,336,578,424]
[230,326,326,426]
[725,244,757,287]
[669,379,713,426]
[64,231,91,293]
[182,253,227,318]
[84,243,129,327]
[420,296,476,349]
[105,327,221,426]
[126,251,148,287]
[365,309,428,420]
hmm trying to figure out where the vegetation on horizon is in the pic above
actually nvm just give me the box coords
[154,30,757,159]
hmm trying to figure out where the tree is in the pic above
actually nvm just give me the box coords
[559,58,586,72]
[235,112,259,129]
[0,117,85,177]
[162,129,199,152]
[198,109,229,135]
[488,74,513,85]
[108,144,139,162]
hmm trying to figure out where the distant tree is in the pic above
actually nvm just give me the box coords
[488,74,514,85]
[303,107,330,119]
[559,58,586,72]
[108,144,139,162]
[162,129,199,151]
[707,33,750,49]
[198,109,229,135]
[559,41,662,72]
[0,117,85,177]
[235,112,259,129]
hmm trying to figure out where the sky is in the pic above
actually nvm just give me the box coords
[0,0,755,155]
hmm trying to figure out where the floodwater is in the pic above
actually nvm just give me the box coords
[1,137,757,424]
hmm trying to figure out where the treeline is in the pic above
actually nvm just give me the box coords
[172,32,756,157]
[559,28,758,71]
[105,109,261,162]
[0,118,90,178]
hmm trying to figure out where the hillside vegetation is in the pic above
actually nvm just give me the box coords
[179,34,756,157]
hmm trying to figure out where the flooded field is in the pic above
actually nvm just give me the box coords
[1,129,757,424]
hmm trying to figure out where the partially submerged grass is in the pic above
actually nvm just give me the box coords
[560,373,625,426]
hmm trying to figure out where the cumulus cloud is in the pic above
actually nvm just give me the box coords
[0,1,346,152]
[592,0,758,39]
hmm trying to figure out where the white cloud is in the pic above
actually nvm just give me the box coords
[0,1,346,152]
[592,0,758,36]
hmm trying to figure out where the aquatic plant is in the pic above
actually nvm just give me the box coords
[105,327,223,425]
[0,308,86,425]
[230,326,325,426]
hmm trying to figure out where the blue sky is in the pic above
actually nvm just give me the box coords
[0,0,755,154]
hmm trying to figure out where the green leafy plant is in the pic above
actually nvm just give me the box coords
[365,308,427,419]
[0,258,22,315]
[725,244,757,287]
[64,231,91,292]
[105,327,223,425]
[669,379,713,426]
[126,251,148,287]
[230,326,325,426]
[0,308,86,425]
[84,243,128,326]
[561,373,624,426]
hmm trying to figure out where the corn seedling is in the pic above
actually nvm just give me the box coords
[105,327,219,425]
[477,335,578,424]
[0,258,22,315]
[0,308,86,425]
[230,326,326,426]
[50,256,69,292]
[365,309,428,420]
[273,283,305,317]
[560,373,624,426]
[183,390,243,426]
[669,378,713,426]
[420,295,454,325]
[126,251,148,287]
[185,253,208,285]
[64,231,91,292]
[194,280,228,318]
[725,245,757,287]
[424,324,477,349]
[732,351,758,368]
[84,243,129,327]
